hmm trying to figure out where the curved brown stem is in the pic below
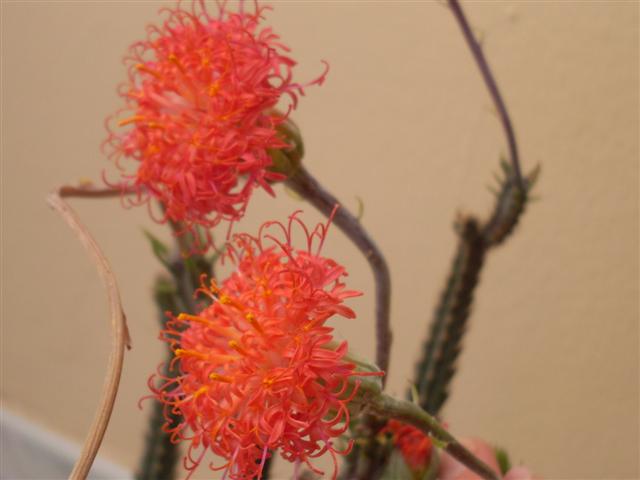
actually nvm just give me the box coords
[448,0,525,192]
[286,166,392,378]
[47,187,131,480]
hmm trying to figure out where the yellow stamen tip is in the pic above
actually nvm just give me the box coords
[228,340,247,355]
[263,377,274,387]
[209,373,233,383]
[174,348,206,360]
[245,312,264,334]
[208,83,220,96]
[135,64,161,79]
[193,386,209,399]
[168,53,185,73]
[145,145,160,156]
[117,115,145,127]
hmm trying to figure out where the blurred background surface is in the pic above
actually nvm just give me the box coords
[1,1,638,479]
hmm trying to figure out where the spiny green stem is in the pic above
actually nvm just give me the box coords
[412,224,472,407]
[166,219,213,313]
[411,164,538,417]
[136,279,182,480]
[137,215,215,480]
[483,163,539,247]
[418,217,486,415]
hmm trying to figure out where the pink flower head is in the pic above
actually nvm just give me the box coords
[151,211,378,479]
[104,1,327,232]
[383,420,433,472]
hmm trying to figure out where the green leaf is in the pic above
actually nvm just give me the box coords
[431,436,449,450]
[422,449,440,480]
[380,450,414,480]
[206,243,225,266]
[495,446,511,475]
[355,196,365,221]
[143,229,171,270]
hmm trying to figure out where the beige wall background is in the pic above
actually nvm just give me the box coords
[2,1,638,479]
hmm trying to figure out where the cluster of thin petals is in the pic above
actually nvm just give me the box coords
[104,1,326,230]
[383,419,433,472]
[151,212,372,479]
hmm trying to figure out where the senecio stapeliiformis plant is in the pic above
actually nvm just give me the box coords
[48,1,538,480]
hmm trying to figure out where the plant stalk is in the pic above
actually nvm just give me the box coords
[367,393,499,480]
[448,0,524,192]
[286,166,392,378]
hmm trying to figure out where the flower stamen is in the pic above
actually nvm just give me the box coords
[117,115,145,127]
[218,294,245,311]
[245,312,264,334]
[209,373,233,383]
[168,53,185,74]
[178,313,240,340]
[174,348,207,360]
[135,63,161,79]
[228,340,248,356]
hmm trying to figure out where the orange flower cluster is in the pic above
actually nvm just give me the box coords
[151,212,375,479]
[105,1,326,231]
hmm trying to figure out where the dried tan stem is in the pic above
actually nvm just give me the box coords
[47,187,131,480]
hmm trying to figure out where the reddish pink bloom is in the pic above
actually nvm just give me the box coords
[104,1,326,231]
[383,420,433,472]
[151,212,377,479]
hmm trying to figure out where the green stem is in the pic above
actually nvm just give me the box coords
[482,162,539,247]
[136,278,182,480]
[367,393,500,480]
[166,219,213,313]
[137,213,215,480]
[411,163,538,417]
[414,217,486,415]
[412,226,469,405]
